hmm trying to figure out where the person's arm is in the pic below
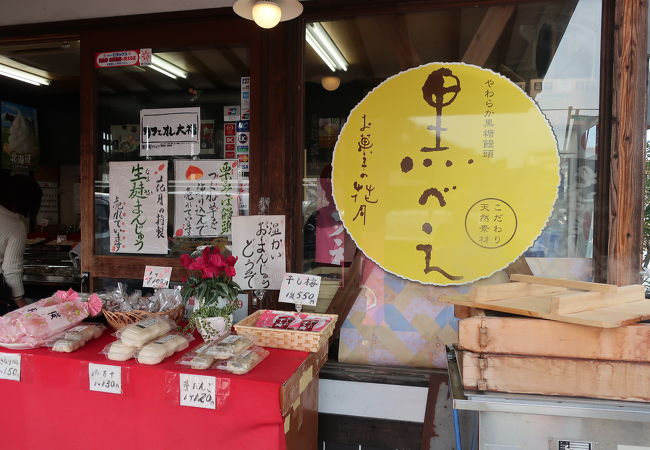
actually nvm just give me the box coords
[2,225,26,305]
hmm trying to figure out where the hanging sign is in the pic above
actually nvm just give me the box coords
[140,107,200,157]
[109,161,168,254]
[332,63,560,285]
[95,48,152,68]
[1,101,40,170]
[173,160,239,237]
[279,273,321,307]
[232,215,286,290]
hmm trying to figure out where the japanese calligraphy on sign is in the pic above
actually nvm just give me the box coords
[173,160,239,237]
[0,353,20,381]
[232,215,286,290]
[179,374,218,409]
[109,161,168,254]
[279,273,321,307]
[143,265,172,288]
[332,63,559,285]
[88,363,122,394]
[140,107,200,156]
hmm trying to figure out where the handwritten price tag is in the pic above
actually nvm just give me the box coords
[0,353,20,381]
[180,374,216,409]
[278,273,321,307]
[143,265,172,288]
[89,363,122,394]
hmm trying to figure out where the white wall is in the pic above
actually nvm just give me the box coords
[0,0,234,26]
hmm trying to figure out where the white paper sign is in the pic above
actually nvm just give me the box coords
[279,273,321,307]
[0,353,20,381]
[232,215,286,290]
[109,161,168,254]
[173,160,240,237]
[140,107,200,156]
[89,363,122,394]
[180,373,216,409]
[143,265,172,288]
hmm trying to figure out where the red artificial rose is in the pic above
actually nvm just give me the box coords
[180,254,192,268]
[210,252,227,268]
[225,255,238,266]
[201,266,219,279]
[225,266,236,277]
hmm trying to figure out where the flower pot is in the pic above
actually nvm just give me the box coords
[197,314,233,342]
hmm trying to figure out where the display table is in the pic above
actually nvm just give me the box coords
[0,332,324,450]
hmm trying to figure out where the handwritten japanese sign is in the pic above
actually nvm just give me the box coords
[140,107,200,157]
[0,353,20,381]
[173,160,239,237]
[89,363,122,394]
[143,265,172,288]
[180,374,216,409]
[109,161,168,254]
[332,63,559,285]
[279,273,321,307]
[232,215,286,290]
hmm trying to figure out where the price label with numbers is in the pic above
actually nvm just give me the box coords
[0,353,20,381]
[143,265,172,288]
[279,273,321,307]
[180,374,216,409]
[89,363,122,394]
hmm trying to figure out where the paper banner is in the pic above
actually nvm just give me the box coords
[109,160,168,254]
[1,101,40,170]
[232,215,285,290]
[140,107,200,157]
[173,160,239,237]
[332,62,560,285]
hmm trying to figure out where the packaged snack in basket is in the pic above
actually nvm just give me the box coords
[116,317,175,347]
[48,323,106,353]
[0,289,103,348]
[176,352,216,370]
[216,346,269,375]
[103,340,138,361]
[136,333,193,365]
[202,334,253,360]
[289,314,331,332]
[254,310,301,329]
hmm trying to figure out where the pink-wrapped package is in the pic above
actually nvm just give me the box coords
[290,314,331,332]
[0,289,103,348]
[254,311,301,329]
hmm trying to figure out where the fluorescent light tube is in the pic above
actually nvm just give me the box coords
[306,23,348,72]
[151,55,188,79]
[0,63,50,86]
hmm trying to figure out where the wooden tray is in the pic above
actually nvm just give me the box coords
[440,274,650,328]
[234,310,338,352]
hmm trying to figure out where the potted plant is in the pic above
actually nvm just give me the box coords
[180,246,242,341]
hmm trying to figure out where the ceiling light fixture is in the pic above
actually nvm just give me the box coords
[306,22,348,72]
[321,75,341,91]
[150,54,188,79]
[233,0,303,29]
[0,62,50,86]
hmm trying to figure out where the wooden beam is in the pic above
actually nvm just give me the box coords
[607,0,648,285]
[219,47,249,75]
[348,18,374,80]
[185,51,227,89]
[377,14,421,70]
[509,273,618,292]
[462,5,515,65]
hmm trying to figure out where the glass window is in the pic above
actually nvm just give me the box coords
[303,0,601,281]
[94,46,250,258]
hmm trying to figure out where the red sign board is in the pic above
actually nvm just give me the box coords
[95,49,152,68]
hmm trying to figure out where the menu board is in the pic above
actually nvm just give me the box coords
[140,107,200,157]
[109,161,168,254]
[232,215,285,290]
[173,160,239,237]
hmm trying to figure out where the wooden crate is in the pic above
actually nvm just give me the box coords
[459,316,650,363]
[440,274,650,328]
[461,351,650,402]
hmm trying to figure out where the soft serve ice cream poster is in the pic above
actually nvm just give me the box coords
[1,101,40,169]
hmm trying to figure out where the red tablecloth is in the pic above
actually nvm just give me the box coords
[0,332,310,450]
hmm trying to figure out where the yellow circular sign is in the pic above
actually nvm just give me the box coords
[332,63,559,285]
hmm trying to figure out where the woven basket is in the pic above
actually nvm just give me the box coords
[103,304,185,330]
[234,309,338,352]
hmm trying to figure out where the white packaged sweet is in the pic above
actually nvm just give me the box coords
[176,352,216,370]
[216,346,269,375]
[103,340,138,361]
[204,334,253,360]
[48,323,106,353]
[136,333,192,365]
[117,317,174,347]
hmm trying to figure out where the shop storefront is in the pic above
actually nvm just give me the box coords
[0,0,647,448]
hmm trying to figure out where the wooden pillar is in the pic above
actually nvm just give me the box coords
[607,0,648,285]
